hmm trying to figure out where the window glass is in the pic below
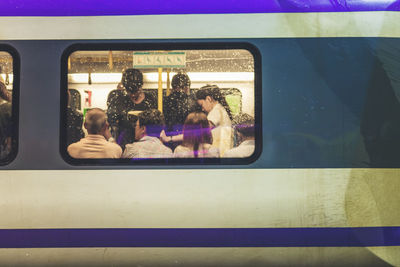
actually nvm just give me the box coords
[0,50,16,165]
[63,46,259,164]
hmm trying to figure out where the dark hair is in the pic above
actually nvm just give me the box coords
[0,82,11,102]
[122,68,143,94]
[235,113,255,137]
[171,73,191,90]
[138,109,165,137]
[195,85,233,121]
[182,112,213,158]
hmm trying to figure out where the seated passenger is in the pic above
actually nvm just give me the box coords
[0,82,12,160]
[67,108,122,159]
[122,109,172,159]
[174,112,219,158]
[223,114,255,158]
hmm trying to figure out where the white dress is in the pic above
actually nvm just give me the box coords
[207,103,233,156]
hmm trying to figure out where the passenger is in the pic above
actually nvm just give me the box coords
[196,85,233,156]
[67,108,122,159]
[107,68,156,149]
[0,82,12,159]
[66,89,84,146]
[122,109,172,159]
[174,112,219,158]
[223,114,255,158]
[163,73,197,137]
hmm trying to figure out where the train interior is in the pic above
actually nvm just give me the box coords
[0,52,13,90]
[67,50,254,115]
[63,48,256,160]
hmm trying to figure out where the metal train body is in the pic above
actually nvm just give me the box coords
[1,1,400,266]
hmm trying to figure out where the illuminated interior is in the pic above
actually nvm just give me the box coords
[66,48,256,160]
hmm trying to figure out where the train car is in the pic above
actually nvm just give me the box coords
[0,0,400,265]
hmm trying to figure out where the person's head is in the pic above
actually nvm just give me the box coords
[84,108,108,135]
[171,73,191,93]
[0,82,11,102]
[121,68,143,99]
[235,113,255,142]
[182,112,213,155]
[135,109,165,140]
[196,85,232,120]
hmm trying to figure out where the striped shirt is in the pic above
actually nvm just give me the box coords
[122,136,173,159]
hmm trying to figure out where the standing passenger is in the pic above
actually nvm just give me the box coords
[196,85,233,156]
[163,73,197,136]
[122,109,172,159]
[67,108,122,159]
[66,89,84,146]
[107,68,156,149]
[173,112,219,158]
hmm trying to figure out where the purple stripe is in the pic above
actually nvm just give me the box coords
[0,0,398,16]
[0,227,399,248]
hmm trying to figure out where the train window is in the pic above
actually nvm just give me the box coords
[61,44,261,165]
[0,47,19,165]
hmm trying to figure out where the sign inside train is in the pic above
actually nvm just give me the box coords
[133,51,186,68]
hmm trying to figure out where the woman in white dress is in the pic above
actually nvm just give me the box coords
[195,85,233,156]
[173,112,219,158]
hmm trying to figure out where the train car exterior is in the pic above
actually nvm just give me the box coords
[0,0,400,266]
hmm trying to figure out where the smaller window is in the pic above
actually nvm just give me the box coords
[0,47,19,165]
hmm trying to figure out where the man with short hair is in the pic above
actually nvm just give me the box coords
[223,114,255,158]
[68,108,122,158]
[122,109,172,159]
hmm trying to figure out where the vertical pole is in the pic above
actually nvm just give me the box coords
[166,69,171,96]
[68,57,71,71]
[158,67,163,112]
[108,50,113,70]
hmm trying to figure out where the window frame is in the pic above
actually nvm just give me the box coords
[60,42,262,166]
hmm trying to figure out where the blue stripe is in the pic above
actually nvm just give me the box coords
[0,0,398,16]
[0,227,399,248]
